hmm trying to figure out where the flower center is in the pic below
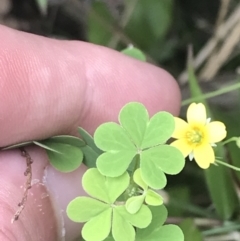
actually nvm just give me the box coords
[186,127,204,145]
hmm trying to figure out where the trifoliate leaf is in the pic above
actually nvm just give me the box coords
[67,197,109,222]
[145,190,163,206]
[82,208,112,241]
[97,151,136,177]
[119,102,149,147]
[38,140,83,172]
[141,145,185,189]
[94,102,183,181]
[83,168,130,203]
[67,170,151,241]
[125,195,145,214]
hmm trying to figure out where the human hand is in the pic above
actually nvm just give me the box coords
[0,25,181,240]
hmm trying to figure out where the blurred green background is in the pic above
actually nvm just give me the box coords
[2,0,240,240]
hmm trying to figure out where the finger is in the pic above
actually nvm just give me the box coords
[0,25,181,147]
[0,146,88,241]
[0,147,59,240]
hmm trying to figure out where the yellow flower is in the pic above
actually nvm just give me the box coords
[171,103,227,169]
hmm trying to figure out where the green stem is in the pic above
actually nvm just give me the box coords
[130,154,140,184]
[220,137,239,146]
[123,154,140,201]
[181,80,240,106]
[202,223,240,236]
[215,159,240,171]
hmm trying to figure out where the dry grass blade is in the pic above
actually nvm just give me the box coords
[205,232,240,241]
[200,20,240,81]
[214,0,231,30]
[107,0,138,49]
[179,3,240,84]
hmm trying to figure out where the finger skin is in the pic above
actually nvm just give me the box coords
[0,25,181,147]
[0,147,58,240]
[0,25,181,241]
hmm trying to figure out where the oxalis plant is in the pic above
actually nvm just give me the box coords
[66,102,185,241]
[4,100,240,240]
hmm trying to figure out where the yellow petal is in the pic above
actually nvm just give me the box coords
[206,121,227,143]
[187,103,206,125]
[170,139,192,157]
[193,144,215,169]
[172,117,189,139]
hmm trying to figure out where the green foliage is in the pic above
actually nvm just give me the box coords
[35,0,48,15]
[94,102,185,189]
[67,168,152,241]
[78,127,103,168]
[136,206,184,241]
[35,136,84,172]
[87,2,115,45]
[126,169,163,214]
[124,0,173,52]
[121,46,146,62]
[179,219,203,241]
[87,0,174,60]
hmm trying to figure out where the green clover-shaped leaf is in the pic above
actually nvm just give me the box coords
[121,47,146,62]
[78,127,103,168]
[126,169,163,214]
[83,168,129,204]
[145,189,163,206]
[136,205,184,241]
[94,102,185,189]
[67,168,152,241]
[125,195,146,214]
[112,205,151,241]
[35,135,84,172]
[140,145,185,189]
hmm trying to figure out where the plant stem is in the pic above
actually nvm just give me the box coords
[215,159,240,171]
[221,137,239,146]
[202,223,240,236]
[123,154,140,201]
[181,80,240,106]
